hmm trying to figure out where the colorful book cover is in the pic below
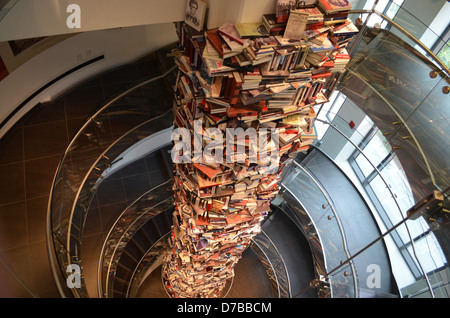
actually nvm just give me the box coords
[318,0,352,13]
[235,22,270,38]
[276,0,296,23]
[333,19,359,35]
[218,22,250,46]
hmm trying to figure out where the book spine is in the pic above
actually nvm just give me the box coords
[228,72,242,105]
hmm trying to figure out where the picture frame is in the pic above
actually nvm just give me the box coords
[185,0,207,32]
[296,0,318,8]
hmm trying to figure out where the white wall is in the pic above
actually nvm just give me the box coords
[0,0,283,138]
[0,0,186,42]
[206,0,275,29]
[0,0,281,42]
[0,23,178,138]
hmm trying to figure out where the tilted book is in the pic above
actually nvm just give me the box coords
[318,0,352,14]
[218,22,250,46]
[235,22,270,38]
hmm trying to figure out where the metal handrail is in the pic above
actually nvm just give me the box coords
[315,117,435,297]
[253,230,292,298]
[99,181,173,298]
[285,160,359,298]
[348,8,450,78]
[47,64,177,298]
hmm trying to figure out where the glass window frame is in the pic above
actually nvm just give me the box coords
[363,0,405,29]
[347,123,446,279]
[431,24,450,69]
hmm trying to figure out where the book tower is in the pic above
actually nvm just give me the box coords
[162,0,357,298]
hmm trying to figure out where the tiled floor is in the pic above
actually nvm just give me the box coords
[0,52,165,297]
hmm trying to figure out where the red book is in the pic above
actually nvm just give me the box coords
[227,106,258,117]
[206,29,237,59]
[321,60,335,68]
[312,72,332,79]
[194,163,221,179]
[228,71,243,105]
[318,0,352,13]
[218,22,249,46]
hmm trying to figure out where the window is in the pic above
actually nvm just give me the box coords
[314,91,347,140]
[354,129,391,177]
[363,0,404,28]
[436,40,450,68]
[421,1,450,68]
[349,121,446,278]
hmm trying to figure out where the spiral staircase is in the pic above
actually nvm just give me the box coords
[0,2,448,299]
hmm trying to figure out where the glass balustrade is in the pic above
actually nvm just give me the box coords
[47,54,178,297]
[99,180,174,298]
[348,0,449,74]
[332,3,449,297]
[97,171,291,298]
[124,228,291,298]
[251,230,291,298]
[46,3,449,298]
[280,161,358,298]
[310,98,449,297]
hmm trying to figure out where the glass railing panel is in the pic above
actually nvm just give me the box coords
[389,5,449,69]
[400,76,450,192]
[313,110,449,297]
[88,115,115,153]
[278,191,328,282]
[126,228,291,298]
[347,1,449,73]
[407,234,447,276]
[97,111,173,169]
[62,112,174,285]
[48,51,178,297]
[304,147,401,295]
[389,7,438,45]
[280,165,357,298]
[339,27,449,197]
[107,208,174,297]
[50,120,103,242]
[345,30,444,121]
[96,80,174,141]
[319,4,449,296]
[100,181,174,297]
[127,233,172,298]
[252,231,291,298]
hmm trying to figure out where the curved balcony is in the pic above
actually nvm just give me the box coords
[94,142,292,298]
[46,45,179,297]
[42,2,449,299]
[319,2,449,297]
[46,44,298,299]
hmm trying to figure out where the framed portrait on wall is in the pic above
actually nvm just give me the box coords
[185,0,207,32]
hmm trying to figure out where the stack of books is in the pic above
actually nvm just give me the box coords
[163,0,357,298]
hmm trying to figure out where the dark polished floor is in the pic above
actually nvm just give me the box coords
[85,144,316,298]
[135,247,275,298]
[0,52,165,297]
